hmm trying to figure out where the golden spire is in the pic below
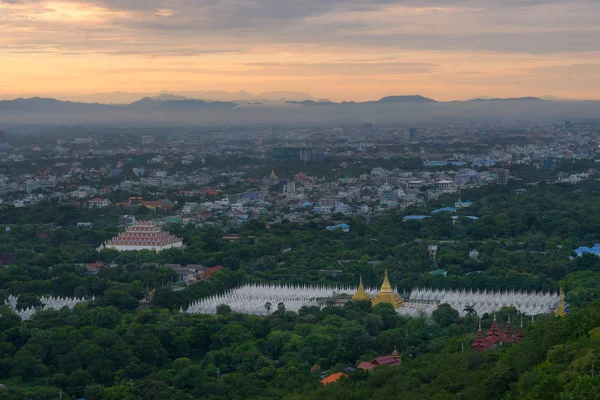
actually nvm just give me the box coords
[391,346,401,361]
[270,169,277,178]
[352,276,371,301]
[380,269,393,293]
[556,287,566,317]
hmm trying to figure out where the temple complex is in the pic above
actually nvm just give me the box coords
[371,270,404,309]
[472,315,524,352]
[187,283,562,317]
[352,276,371,301]
[99,220,183,252]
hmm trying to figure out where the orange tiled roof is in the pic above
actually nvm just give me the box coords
[320,372,347,386]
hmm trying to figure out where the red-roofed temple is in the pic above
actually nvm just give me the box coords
[472,316,524,352]
[358,348,402,370]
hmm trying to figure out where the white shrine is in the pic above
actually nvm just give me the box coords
[5,295,90,321]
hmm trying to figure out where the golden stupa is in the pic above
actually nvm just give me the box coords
[372,269,404,309]
[556,287,566,317]
[352,276,371,301]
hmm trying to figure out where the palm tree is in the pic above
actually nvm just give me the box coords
[464,305,477,317]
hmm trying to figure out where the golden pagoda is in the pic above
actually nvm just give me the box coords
[372,269,404,309]
[270,169,278,179]
[556,287,566,317]
[352,276,371,301]
[391,346,402,362]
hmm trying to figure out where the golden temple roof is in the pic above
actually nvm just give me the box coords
[372,269,403,309]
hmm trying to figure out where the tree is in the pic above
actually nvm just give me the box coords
[67,368,93,396]
[173,357,192,372]
[276,302,286,314]
[432,303,459,327]
[264,302,272,315]
[90,307,122,329]
[464,305,477,317]
[16,294,41,311]
[216,304,232,316]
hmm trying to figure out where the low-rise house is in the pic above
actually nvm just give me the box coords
[88,198,111,208]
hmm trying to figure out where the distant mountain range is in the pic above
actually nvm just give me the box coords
[0,93,597,126]
[0,94,551,113]
[45,90,323,104]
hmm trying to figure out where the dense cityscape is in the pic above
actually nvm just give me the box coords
[0,118,599,399]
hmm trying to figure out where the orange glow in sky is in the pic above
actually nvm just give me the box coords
[1,0,600,101]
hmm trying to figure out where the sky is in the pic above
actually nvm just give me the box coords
[1,0,600,102]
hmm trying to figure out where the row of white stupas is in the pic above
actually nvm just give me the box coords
[185,284,367,316]
[183,283,562,317]
[97,220,183,252]
[5,295,91,321]
[409,287,562,317]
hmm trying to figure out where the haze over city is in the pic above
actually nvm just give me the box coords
[2,0,600,102]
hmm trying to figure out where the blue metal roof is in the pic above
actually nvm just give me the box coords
[403,215,431,220]
[432,207,456,213]
[574,244,600,257]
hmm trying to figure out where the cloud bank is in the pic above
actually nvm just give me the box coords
[1,0,600,100]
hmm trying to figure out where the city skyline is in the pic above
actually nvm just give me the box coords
[2,0,600,101]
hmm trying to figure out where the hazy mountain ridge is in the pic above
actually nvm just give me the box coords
[0,94,598,126]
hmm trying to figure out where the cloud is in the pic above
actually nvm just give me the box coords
[154,8,173,17]
[2,0,600,101]
[2,0,599,55]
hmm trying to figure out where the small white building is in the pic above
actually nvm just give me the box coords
[455,200,473,208]
[283,182,296,193]
[88,198,111,208]
[435,180,457,193]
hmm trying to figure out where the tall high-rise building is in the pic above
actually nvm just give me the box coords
[408,128,418,141]
[540,158,555,170]
[564,121,572,132]
[496,169,510,185]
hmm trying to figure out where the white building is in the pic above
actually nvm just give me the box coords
[334,202,351,214]
[455,200,473,208]
[283,182,296,193]
[88,198,111,208]
[435,180,457,193]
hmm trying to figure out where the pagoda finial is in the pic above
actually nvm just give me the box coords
[380,269,393,293]
[391,346,401,361]
[352,276,371,301]
[556,287,566,317]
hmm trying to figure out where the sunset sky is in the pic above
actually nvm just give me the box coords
[1,0,600,101]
